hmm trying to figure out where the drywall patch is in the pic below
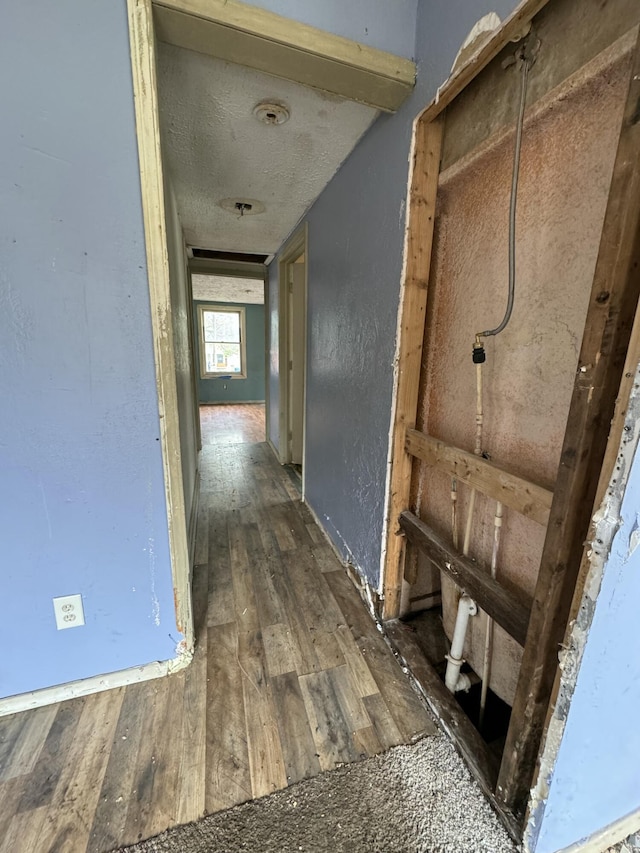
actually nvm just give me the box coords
[525,364,640,852]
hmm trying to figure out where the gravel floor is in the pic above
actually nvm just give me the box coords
[118,734,517,853]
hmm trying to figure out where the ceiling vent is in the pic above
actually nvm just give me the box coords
[253,100,290,125]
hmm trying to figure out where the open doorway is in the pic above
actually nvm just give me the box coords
[278,226,308,486]
[191,270,267,445]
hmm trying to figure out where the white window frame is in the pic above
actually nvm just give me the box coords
[198,304,247,379]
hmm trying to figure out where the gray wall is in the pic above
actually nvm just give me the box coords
[0,0,179,697]
[194,301,266,403]
[164,176,199,530]
[245,0,418,58]
[268,0,519,585]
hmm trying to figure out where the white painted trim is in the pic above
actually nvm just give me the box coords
[127,0,193,646]
[187,469,200,569]
[0,649,192,717]
[277,224,308,467]
[197,303,248,380]
[540,810,640,853]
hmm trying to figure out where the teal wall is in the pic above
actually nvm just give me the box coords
[194,301,266,403]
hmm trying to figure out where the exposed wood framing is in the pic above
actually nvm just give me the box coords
[382,0,555,620]
[496,28,640,817]
[384,622,502,800]
[382,118,443,619]
[405,430,553,526]
[188,258,266,280]
[419,0,551,124]
[153,0,416,113]
[399,512,531,646]
[127,0,193,645]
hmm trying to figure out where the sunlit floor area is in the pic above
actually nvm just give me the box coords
[0,405,435,852]
[199,402,265,446]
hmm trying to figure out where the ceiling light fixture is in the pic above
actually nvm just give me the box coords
[253,100,290,125]
[219,197,266,217]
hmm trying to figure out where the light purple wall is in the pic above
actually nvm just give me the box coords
[531,432,640,852]
[245,0,418,58]
[264,3,640,850]
[268,0,519,585]
[0,0,179,698]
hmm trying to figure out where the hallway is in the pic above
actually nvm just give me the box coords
[0,405,435,853]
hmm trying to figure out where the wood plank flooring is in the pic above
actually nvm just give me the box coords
[0,405,436,852]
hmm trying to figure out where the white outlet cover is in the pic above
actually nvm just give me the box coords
[53,594,85,630]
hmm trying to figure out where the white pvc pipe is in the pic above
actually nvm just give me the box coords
[445,594,477,692]
[451,478,459,550]
[479,501,503,728]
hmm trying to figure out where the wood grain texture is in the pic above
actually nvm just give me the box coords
[497,30,640,817]
[153,0,416,113]
[405,430,553,525]
[382,117,444,619]
[399,511,531,646]
[127,0,192,644]
[418,0,552,124]
[0,409,435,851]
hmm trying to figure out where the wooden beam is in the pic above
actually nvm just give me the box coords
[405,430,553,526]
[153,0,416,113]
[497,29,640,818]
[382,118,444,619]
[399,512,531,646]
[127,0,193,645]
[384,621,500,791]
[188,258,266,280]
[419,0,551,124]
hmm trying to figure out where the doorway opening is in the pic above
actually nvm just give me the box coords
[278,226,308,491]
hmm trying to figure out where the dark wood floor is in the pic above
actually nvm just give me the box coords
[0,404,436,852]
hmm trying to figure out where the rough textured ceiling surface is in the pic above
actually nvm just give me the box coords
[156,43,379,255]
[192,275,264,305]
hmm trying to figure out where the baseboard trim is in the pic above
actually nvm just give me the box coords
[552,810,640,853]
[0,647,193,717]
[188,469,200,571]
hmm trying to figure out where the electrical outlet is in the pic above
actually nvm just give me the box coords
[53,594,85,630]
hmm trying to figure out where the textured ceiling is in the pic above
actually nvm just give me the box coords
[156,43,378,255]
[192,275,264,305]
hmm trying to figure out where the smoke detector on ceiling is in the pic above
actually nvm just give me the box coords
[253,100,290,125]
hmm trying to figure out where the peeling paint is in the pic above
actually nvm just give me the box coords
[525,363,640,853]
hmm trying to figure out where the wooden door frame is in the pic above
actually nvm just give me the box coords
[277,226,308,481]
[128,0,417,656]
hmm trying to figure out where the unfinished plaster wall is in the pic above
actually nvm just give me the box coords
[0,0,179,699]
[415,43,631,702]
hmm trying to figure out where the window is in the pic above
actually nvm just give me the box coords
[198,305,247,379]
